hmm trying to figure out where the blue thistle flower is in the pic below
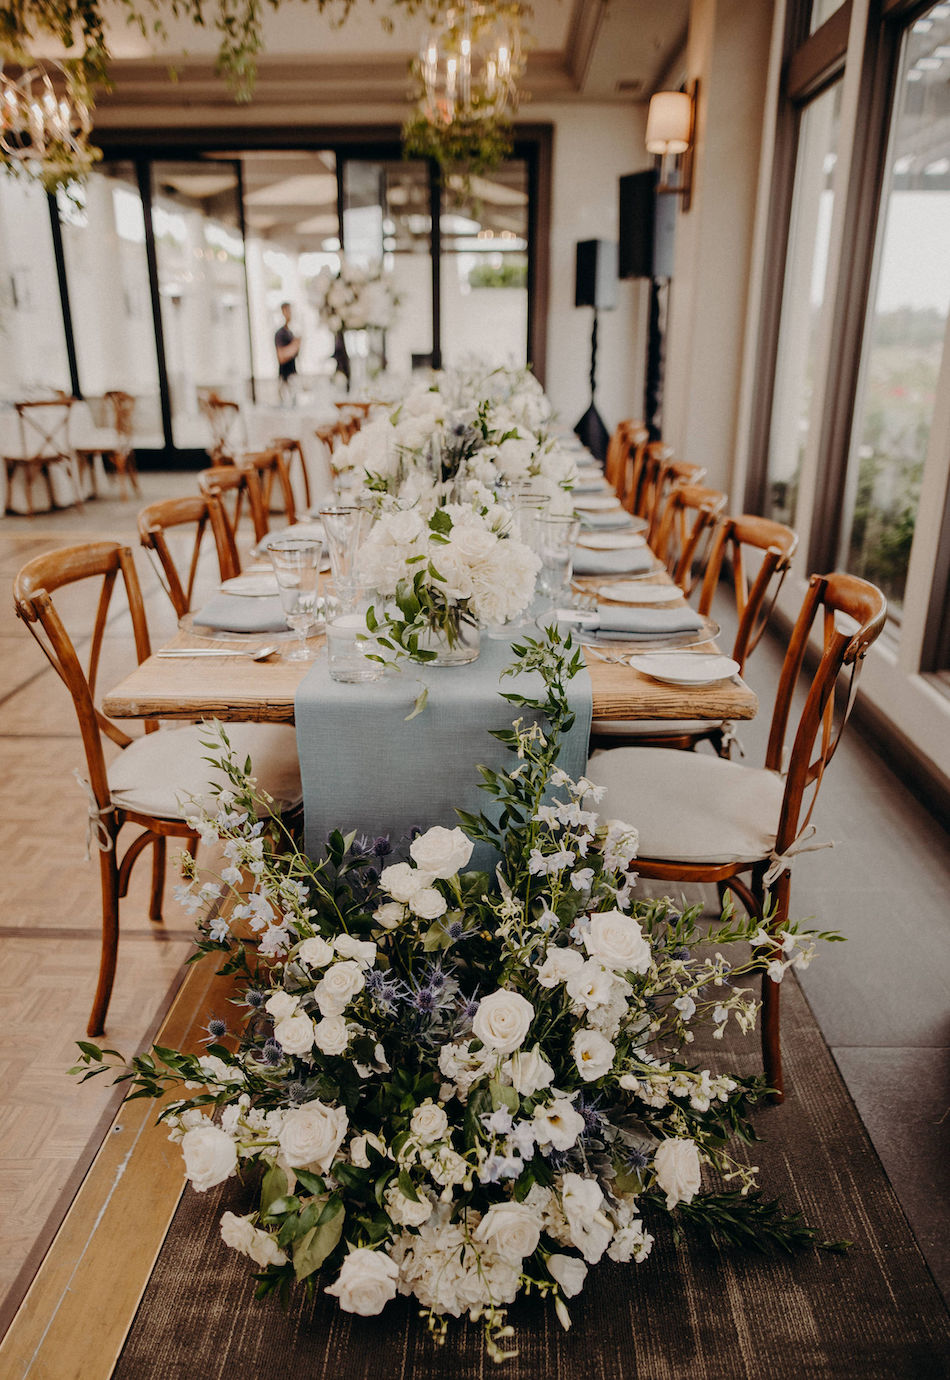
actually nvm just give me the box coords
[261,1038,284,1066]
[373,836,393,857]
[244,989,265,1008]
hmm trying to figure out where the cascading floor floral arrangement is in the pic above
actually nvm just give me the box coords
[312,257,398,335]
[72,633,841,1361]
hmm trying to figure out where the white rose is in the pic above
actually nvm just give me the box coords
[379,861,430,903]
[373,901,405,929]
[409,825,474,879]
[536,947,585,987]
[325,1248,399,1316]
[410,1100,449,1143]
[265,991,299,1021]
[532,1098,585,1152]
[548,1253,588,1298]
[350,1131,388,1168]
[409,886,447,920]
[333,934,377,966]
[273,1011,316,1057]
[181,1124,237,1192]
[313,1014,350,1056]
[653,1137,702,1209]
[572,1028,616,1081]
[278,1101,348,1171]
[473,989,535,1055]
[385,1182,433,1227]
[315,960,365,1017]
[220,1212,288,1267]
[475,1202,541,1263]
[297,937,334,969]
[505,1046,554,1097]
[584,911,652,974]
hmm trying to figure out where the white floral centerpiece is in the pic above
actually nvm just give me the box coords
[73,634,841,1363]
[358,502,541,666]
[313,257,398,334]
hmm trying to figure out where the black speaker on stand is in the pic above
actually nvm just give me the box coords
[573,239,618,463]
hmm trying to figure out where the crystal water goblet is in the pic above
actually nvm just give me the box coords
[319,505,366,611]
[268,539,321,661]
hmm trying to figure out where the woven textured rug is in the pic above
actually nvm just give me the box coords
[114,975,950,1380]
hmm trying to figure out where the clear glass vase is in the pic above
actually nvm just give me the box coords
[415,611,481,666]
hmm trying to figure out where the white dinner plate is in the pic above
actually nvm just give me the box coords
[596,582,680,604]
[577,531,647,551]
[221,573,280,598]
[573,494,624,512]
[629,653,740,686]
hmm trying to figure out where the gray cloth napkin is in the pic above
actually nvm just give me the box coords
[577,509,637,530]
[294,634,593,874]
[192,593,290,634]
[572,546,655,576]
[595,603,703,638]
[574,477,612,494]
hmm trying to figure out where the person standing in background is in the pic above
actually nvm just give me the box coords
[275,302,301,403]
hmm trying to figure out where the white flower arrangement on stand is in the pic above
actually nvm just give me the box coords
[72,634,842,1364]
[313,258,398,334]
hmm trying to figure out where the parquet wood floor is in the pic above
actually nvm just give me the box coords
[0,475,210,1322]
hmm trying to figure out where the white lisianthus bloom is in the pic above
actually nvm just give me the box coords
[220,1212,288,1267]
[572,1028,616,1081]
[333,934,377,967]
[472,989,535,1055]
[410,1100,449,1143]
[180,1124,238,1192]
[409,886,448,920]
[313,1014,350,1056]
[547,1253,588,1298]
[264,991,299,1021]
[653,1137,702,1209]
[536,947,586,988]
[278,1101,348,1172]
[409,825,474,879]
[325,1248,400,1316]
[314,959,365,1017]
[297,936,334,969]
[565,960,616,1011]
[584,911,652,974]
[272,1011,316,1057]
[474,1202,541,1263]
[373,900,405,930]
[350,1130,388,1168]
[561,1173,613,1264]
[196,1054,243,1086]
[505,1045,555,1097]
[385,1181,433,1227]
[379,861,431,904]
[532,1098,585,1152]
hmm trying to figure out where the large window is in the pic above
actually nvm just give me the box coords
[838,1,950,618]
[0,180,71,398]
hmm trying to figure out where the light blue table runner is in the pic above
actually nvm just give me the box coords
[294,635,592,873]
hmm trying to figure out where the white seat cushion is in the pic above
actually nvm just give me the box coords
[109,723,302,820]
[586,746,785,865]
[592,718,715,737]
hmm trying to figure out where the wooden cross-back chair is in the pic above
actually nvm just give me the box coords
[652,483,728,597]
[604,419,640,491]
[138,494,241,618]
[198,463,269,547]
[646,456,709,545]
[616,426,650,511]
[270,436,312,510]
[241,448,297,529]
[198,393,243,463]
[590,513,798,757]
[77,391,140,499]
[587,571,887,1099]
[14,541,304,1035]
[4,397,84,515]
[316,421,355,480]
[629,441,672,526]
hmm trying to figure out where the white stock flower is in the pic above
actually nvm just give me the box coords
[584,911,652,974]
[536,947,586,987]
[220,1212,288,1267]
[572,1028,616,1081]
[325,1248,399,1316]
[547,1253,588,1298]
[333,934,377,966]
[410,1100,449,1143]
[379,861,430,904]
[473,989,535,1055]
[408,886,448,921]
[273,1011,316,1057]
[474,1202,541,1263]
[315,960,365,1016]
[505,1046,555,1097]
[181,1123,237,1192]
[278,1101,348,1172]
[313,1014,350,1056]
[533,1098,585,1152]
[265,991,299,1021]
[409,825,474,878]
[297,936,334,969]
[653,1137,702,1209]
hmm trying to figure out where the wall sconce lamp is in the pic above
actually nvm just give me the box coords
[645,81,697,213]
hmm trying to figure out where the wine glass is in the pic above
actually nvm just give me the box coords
[268,539,321,660]
[319,505,366,611]
[535,514,582,612]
